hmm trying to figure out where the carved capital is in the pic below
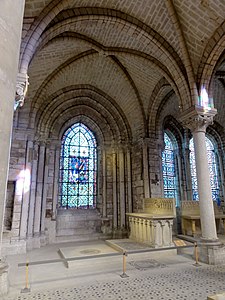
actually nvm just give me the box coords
[14,73,29,111]
[179,105,217,133]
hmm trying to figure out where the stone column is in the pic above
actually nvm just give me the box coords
[34,141,46,236]
[126,147,132,213]
[112,150,118,228]
[102,148,107,218]
[119,148,125,228]
[52,144,60,219]
[41,143,50,237]
[20,140,33,239]
[180,106,218,241]
[142,139,150,198]
[0,0,25,294]
[27,141,39,237]
[183,130,193,200]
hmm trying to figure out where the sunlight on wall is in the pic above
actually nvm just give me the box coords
[198,86,214,110]
[17,169,31,196]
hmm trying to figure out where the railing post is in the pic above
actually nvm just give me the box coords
[193,242,201,267]
[120,251,129,278]
[21,261,31,293]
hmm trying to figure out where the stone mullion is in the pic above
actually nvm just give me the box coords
[33,142,46,236]
[19,140,33,239]
[184,147,192,200]
[183,130,192,200]
[174,149,182,205]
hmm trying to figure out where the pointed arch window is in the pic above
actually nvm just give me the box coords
[189,136,220,202]
[162,132,178,202]
[59,123,97,208]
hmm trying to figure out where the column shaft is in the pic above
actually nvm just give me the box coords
[33,143,45,235]
[193,130,217,240]
[119,149,125,227]
[27,142,38,236]
[112,151,118,228]
[41,145,49,233]
[52,145,60,219]
[102,149,107,217]
[126,149,132,213]
[143,141,150,198]
[20,140,33,239]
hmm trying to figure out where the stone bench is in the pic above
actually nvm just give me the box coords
[127,198,176,248]
[181,201,225,237]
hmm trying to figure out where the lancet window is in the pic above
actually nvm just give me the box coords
[162,132,178,202]
[189,136,220,203]
[59,123,97,208]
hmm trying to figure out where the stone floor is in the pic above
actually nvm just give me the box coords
[3,239,225,300]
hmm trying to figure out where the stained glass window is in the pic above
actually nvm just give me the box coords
[162,133,177,201]
[59,123,97,208]
[190,136,220,202]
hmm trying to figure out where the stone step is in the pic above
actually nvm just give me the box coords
[56,228,98,236]
[55,232,104,243]
[56,221,101,230]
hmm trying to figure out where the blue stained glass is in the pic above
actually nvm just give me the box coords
[190,137,220,202]
[162,133,177,201]
[59,123,97,208]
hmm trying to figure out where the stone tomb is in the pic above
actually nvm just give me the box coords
[127,198,176,248]
[181,201,225,237]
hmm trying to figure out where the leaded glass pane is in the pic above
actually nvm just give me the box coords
[59,123,97,208]
[190,137,220,203]
[162,133,177,202]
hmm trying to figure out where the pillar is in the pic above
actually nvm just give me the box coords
[41,143,50,236]
[180,106,218,241]
[34,141,46,236]
[126,147,132,213]
[119,148,125,227]
[52,144,60,219]
[27,141,39,237]
[112,150,118,228]
[183,129,193,200]
[143,139,150,198]
[0,0,25,295]
[19,140,33,239]
[102,148,107,218]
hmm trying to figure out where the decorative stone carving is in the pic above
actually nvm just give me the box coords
[142,197,176,217]
[179,105,217,133]
[14,73,29,111]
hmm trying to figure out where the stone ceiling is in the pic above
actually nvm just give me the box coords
[20,0,225,141]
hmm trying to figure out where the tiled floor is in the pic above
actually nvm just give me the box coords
[3,240,225,300]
